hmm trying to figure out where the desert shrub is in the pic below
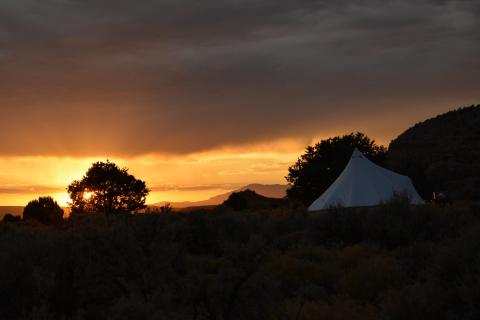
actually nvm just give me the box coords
[284,298,377,320]
[224,192,248,211]
[0,205,479,319]
[2,213,21,223]
[336,253,407,302]
[307,203,476,249]
[393,241,435,279]
[23,197,64,225]
[380,282,444,320]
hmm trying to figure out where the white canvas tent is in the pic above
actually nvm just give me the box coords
[308,148,424,211]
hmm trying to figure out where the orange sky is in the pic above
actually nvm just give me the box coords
[0,114,453,207]
[1,0,479,206]
[0,102,477,207]
[0,139,304,206]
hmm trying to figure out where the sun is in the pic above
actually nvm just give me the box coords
[83,191,94,200]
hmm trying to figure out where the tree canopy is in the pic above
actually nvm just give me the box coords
[67,161,149,214]
[23,196,64,224]
[286,132,387,206]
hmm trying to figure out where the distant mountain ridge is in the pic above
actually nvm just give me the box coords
[153,183,288,208]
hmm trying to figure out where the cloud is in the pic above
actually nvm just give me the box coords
[0,184,64,194]
[151,183,240,192]
[0,0,479,156]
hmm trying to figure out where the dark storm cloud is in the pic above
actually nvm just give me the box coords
[0,0,479,156]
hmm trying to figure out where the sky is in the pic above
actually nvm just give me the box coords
[0,0,479,206]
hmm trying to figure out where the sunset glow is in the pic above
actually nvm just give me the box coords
[0,139,305,206]
[0,115,473,208]
[83,191,93,201]
[2,1,480,318]
[0,0,478,210]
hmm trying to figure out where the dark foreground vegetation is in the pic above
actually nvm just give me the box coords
[2,202,480,320]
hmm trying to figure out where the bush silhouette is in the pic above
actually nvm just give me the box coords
[23,197,64,224]
[286,132,387,206]
[223,190,286,211]
[1,205,480,319]
[224,192,249,211]
[67,160,149,214]
[160,203,173,213]
[2,214,21,223]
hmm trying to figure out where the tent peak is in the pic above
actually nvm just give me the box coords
[351,148,364,159]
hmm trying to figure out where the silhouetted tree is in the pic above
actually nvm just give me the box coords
[23,196,64,224]
[286,132,387,206]
[67,160,149,214]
